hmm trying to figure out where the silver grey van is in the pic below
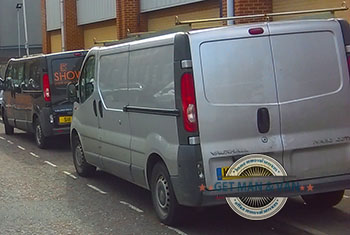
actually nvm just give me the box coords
[69,19,350,224]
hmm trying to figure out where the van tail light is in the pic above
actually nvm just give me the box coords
[181,73,198,132]
[347,55,350,74]
[43,73,51,102]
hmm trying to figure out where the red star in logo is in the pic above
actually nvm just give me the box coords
[199,184,206,192]
[300,185,305,191]
[307,184,314,192]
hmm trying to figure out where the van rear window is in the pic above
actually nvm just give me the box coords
[51,57,84,88]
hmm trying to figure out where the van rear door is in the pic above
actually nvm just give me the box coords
[49,53,85,105]
[268,20,350,179]
[190,24,284,188]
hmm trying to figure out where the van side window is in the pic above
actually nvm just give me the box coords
[79,56,95,103]
[5,62,25,90]
[128,45,175,109]
[17,63,25,90]
[99,52,128,109]
[24,60,41,90]
[5,63,15,90]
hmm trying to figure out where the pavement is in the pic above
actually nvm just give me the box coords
[0,125,349,235]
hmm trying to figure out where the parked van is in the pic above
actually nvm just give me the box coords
[69,19,350,224]
[0,51,86,148]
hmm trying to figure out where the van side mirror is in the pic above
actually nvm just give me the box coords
[67,83,78,102]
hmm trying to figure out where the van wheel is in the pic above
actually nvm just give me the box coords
[150,162,182,225]
[72,135,96,177]
[34,119,47,149]
[302,190,344,208]
[3,111,14,135]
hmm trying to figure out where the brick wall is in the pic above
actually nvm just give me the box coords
[41,0,273,52]
[41,0,51,53]
[143,0,221,31]
[116,0,145,39]
[235,0,272,23]
[63,0,84,51]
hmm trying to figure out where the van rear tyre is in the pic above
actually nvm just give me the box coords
[302,190,344,208]
[3,112,14,135]
[150,162,183,225]
[35,119,47,149]
[72,135,96,177]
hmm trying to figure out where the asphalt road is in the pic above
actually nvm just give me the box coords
[0,125,349,235]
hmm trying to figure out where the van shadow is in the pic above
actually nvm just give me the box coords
[6,131,71,151]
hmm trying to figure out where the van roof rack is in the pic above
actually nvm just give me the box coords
[22,53,44,58]
[97,25,191,47]
[175,1,348,26]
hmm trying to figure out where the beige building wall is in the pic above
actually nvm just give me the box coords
[83,20,117,49]
[273,0,350,22]
[50,30,62,53]
[146,0,222,31]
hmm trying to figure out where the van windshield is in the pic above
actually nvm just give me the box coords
[51,57,84,89]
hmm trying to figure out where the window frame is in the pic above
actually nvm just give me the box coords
[78,56,96,104]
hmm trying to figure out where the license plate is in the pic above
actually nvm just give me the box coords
[217,166,237,180]
[59,116,72,124]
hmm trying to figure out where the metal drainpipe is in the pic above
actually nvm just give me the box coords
[60,0,65,51]
[227,0,235,25]
[22,0,29,55]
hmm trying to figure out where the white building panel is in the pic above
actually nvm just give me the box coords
[77,0,116,25]
[46,0,61,31]
[141,0,205,12]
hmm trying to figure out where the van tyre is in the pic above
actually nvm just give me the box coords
[151,162,183,225]
[34,119,47,149]
[302,190,344,208]
[3,112,14,135]
[72,135,96,177]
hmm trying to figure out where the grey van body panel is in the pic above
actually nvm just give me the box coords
[71,50,103,168]
[97,45,132,181]
[268,20,350,179]
[188,23,284,188]
[189,19,350,196]
[72,19,350,208]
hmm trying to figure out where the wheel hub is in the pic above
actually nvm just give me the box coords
[75,146,84,166]
[155,176,170,210]
[36,125,42,145]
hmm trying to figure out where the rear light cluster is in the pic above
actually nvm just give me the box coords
[43,73,51,102]
[181,73,198,132]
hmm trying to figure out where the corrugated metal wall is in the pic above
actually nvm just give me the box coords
[46,0,61,31]
[141,0,205,13]
[77,0,116,25]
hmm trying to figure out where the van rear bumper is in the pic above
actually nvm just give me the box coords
[39,107,71,137]
[172,152,350,207]
[200,174,350,206]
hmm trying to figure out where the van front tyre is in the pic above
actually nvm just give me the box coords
[151,162,183,225]
[35,120,47,149]
[302,190,344,208]
[72,136,96,177]
[3,112,14,135]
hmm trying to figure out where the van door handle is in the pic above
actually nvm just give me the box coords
[257,108,270,134]
[93,100,98,117]
[98,100,103,118]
